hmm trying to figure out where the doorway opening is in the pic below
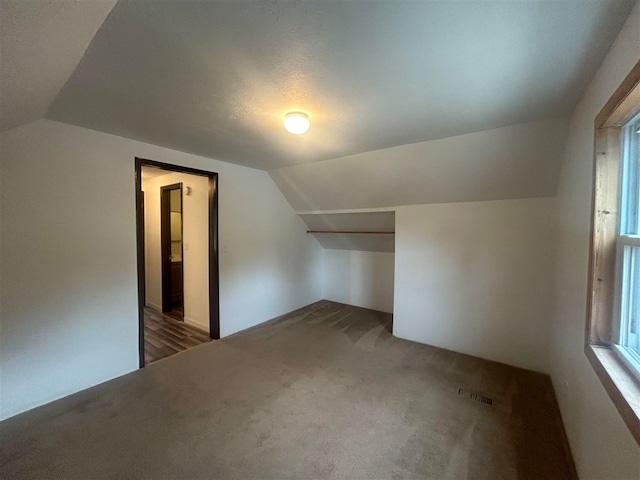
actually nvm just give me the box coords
[135,158,219,367]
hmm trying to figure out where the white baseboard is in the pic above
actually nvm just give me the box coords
[184,316,209,333]
[146,302,162,311]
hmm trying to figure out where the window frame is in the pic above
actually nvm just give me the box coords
[586,59,640,445]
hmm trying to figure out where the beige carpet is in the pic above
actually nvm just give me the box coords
[0,300,575,479]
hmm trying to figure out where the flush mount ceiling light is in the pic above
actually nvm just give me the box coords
[283,112,310,135]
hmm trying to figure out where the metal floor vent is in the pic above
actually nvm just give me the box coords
[458,388,493,406]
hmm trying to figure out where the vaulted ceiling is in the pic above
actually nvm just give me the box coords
[1,0,637,221]
[41,0,636,171]
[0,0,117,132]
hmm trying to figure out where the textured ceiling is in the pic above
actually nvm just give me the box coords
[0,0,117,132]
[46,0,635,170]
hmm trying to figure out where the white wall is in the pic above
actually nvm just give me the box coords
[142,171,210,331]
[549,3,640,478]
[0,119,324,420]
[324,250,394,313]
[393,198,555,373]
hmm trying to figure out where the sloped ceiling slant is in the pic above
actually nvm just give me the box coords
[300,212,395,253]
[0,0,118,132]
[271,118,569,212]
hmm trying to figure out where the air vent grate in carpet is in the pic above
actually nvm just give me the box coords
[458,388,493,406]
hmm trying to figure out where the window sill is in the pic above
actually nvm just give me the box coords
[585,344,640,444]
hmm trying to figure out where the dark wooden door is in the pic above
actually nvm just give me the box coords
[160,183,183,315]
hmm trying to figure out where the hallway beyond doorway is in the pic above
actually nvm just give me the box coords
[143,307,211,364]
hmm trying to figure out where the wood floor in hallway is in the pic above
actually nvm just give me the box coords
[143,306,211,364]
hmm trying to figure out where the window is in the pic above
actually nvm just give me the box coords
[616,113,640,370]
[586,59,640,445]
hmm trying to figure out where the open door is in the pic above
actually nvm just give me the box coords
[160,183,184,319]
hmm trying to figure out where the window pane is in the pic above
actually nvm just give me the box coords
[619,245,640,356]
[619,112,640,363]
[620,113,640,235]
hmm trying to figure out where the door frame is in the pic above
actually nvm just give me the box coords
[135,157,220,368]
[160,182,183,314]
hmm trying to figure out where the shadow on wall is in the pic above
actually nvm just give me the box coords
[324,249,395,314]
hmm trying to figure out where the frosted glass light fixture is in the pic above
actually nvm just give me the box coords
[284,112,310,134]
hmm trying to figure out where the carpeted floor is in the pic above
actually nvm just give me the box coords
[0,300,575,479]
